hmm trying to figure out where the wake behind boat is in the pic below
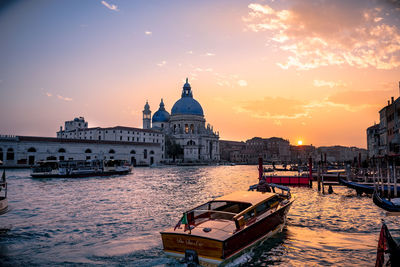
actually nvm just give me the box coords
[160,184,293,266]
[30,159,132,178]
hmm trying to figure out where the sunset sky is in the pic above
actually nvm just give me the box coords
[1,0,400,148]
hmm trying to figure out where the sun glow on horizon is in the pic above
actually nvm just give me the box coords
[297,140,303,146]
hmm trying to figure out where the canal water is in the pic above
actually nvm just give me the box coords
[0,166,399,266]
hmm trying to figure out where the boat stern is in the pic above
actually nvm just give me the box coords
[160,232,224,266]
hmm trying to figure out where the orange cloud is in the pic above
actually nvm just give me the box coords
[245,1,400,70]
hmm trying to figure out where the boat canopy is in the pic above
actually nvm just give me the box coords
[214,191,276,206]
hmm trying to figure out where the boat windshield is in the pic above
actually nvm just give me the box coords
[190,201,251,222]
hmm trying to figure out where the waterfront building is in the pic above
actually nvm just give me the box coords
[315,146,368,163]
[0,134,162,167]
[367,93,400,157]
[145,79,220,162]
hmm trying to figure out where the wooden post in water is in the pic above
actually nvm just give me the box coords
[322,172,325,194]
[318,163,321,192]
[258,157,263,181]
[394,159,397,198]
[308,157,313,188]
[387,160,391,198]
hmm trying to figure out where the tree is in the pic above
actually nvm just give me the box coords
[165,135,183,162]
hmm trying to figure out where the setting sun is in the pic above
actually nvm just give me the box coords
[297,140,303,146]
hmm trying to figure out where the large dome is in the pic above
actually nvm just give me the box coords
[171,78,204,116]
[152,99,170,122]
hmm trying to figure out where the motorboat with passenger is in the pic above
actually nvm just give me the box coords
[30,159,132,178]
[160,184,293,266]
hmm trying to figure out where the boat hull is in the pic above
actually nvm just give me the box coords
[161,200,293,266]
[0,198,8,215]
[265,176,310,186]
[372,190,400,212]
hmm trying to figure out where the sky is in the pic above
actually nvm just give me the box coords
[0,0,400,148]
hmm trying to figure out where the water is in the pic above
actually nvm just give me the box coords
[0,166,399,266]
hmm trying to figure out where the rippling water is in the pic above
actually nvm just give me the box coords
[1,166,399,266]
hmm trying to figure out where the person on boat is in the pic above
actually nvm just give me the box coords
[257,179,271,192]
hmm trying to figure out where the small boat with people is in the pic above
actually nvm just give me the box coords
[0,170,8,215]
[30,159,132,178]
[160,183,293,266]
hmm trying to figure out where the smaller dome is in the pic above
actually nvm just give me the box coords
[152,99,170,123]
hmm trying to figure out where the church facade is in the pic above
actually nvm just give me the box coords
[143,79,220,162]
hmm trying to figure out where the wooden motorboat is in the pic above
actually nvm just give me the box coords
[376,222,400,267]
[31,159,132,178]
[160,185,293,266]
[373,190,400,212]
[0,170,8,214]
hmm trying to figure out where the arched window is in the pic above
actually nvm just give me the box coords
[187,140,196,145]
[85,149,92,153]
[190,124,194,133]
[109,149,115,154]
[6,148,14,161]
[28,147,36,153]
[150,150,154,155]
[58,148,66,153]
[185,124,189,134]
[144,149,147,159]
[130,150,136,154]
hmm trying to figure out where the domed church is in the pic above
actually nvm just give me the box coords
[143,78,220,162]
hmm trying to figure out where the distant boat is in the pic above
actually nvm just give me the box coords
[373,190,400,212]
[30,159,132,178]
[160,185,293,266]
[0,170,8,214]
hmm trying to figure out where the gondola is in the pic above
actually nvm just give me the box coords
[376,222,400,267]
[339,178,375,195]
[339,178,400,196]
[373,190,400,212]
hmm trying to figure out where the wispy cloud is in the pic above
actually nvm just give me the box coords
[57,95,73,101]
[46,92,52,97]
[157,61,166,67]
[187,50,193,54]
[145,31,152,35]
[205,52,215,56]
[244,1,400,70]
[313,80,347,88]
[101,1,119,11]
[238,80,248,87]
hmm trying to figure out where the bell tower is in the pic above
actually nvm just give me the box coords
[143,100,151,129]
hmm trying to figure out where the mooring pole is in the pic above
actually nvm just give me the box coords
[394,158,397,198]
[258,157,263,180]
[308,157,313,188]
[318,163,321,192]
[387,159,391,198]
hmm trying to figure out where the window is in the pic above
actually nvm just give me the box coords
[120,136,122,141]
[185,124,189,133]
[6,148,14,161]
[85,149,92,153]
[127,137,130,141]
[150,150,154,155]
[99,136,101,140]
[144,149,147,159]
[28,147,36,153]
[0,148,2,161]
[109,149,115,154]
[130,150,136,154]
